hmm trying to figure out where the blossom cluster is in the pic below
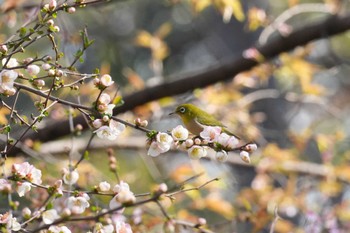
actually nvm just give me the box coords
[148,125,257,163]
[92,76,126,140]
[0,161,136,232]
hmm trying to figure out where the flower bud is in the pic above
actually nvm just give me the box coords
[244,143,258,152]
[48,69,55,76]
[102,115,110,122]
[93,77,100,86]
[0,44,8,54]
[47,19,54,26]
[61,208,71,217]
[134,118,142,126]
[56,69,63,77]
[33,79,45,89]
[215,150,228,162]
[140,120,148,127]
[239,150,251,163]
[42,63,51,71]
[98,181,111,192]
[185,139,194,148]
[157,183,168,193]
[23,57,33,64]
[27,64,40,76]
[53,26,60,32]
[194,138,201,145]
[68,7,76,14]
[197,218,207,226]
[92,119,103,128]
[54,179,62,189]
[22,207,31,219]
[49,0,57,10]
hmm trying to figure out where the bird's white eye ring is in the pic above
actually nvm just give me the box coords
[179,107,186,113]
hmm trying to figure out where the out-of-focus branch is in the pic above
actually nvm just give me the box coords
[13,13,350,152]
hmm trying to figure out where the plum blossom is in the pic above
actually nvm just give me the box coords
[93,223,114,233]
[2,58,18,68]
[244,143,258,152]
[0,178,11,193]
[240,150,251,163]
[0,212,21,231]
[26,64,40,76]
[0,69,18,95]
[16,181,32,197]
[94,119,125,140]
[100,74,114,87]
[110,181,136,208]
[42,209,60,224]
[115,220,133,233]
[200,126,221,142]
[147,132,173,157]
[48,225,72,233]
[98,181,111,192]
[62,168,79,185]
[188,146,207,160]
[67,193,90,214]
[12,162,42,184]
[171,125,189,141]
[214,132,239,149]
[215,150,228,162]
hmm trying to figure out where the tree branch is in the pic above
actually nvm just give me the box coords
[12,13,350,152]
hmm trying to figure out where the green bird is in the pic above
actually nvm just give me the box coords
[169,103,240,139]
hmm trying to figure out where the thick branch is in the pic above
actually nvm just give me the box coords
[14,13,350,149]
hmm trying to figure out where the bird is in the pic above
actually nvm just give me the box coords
[169,103,240,139]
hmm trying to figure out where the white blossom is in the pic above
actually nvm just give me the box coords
[94,223,115,233]
[110,181,136,208]
[171,125,189,141]
[100,74,114,87]
[0,69,18,95]
[48,225,72,233]
[98,181,111,192]
[67,195,90,214]
[2,58,18,68]
[42,209,60,224]
[12,162,42,184]
[16,182,32,197]
[187,146,207,160]
[94,120,125,140]
[147,132,173,157]
[214,133,239,149]
[200,126,221,142]
[98,93,111,105]
[115,220,133,233]
[0,213,21,231]
[62,168,79,185]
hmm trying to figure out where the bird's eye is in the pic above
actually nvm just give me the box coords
[179,107,186,113]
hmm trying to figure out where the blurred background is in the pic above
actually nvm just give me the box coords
[2,0,350,232]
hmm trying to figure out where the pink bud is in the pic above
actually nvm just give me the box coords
[68,7,76,14]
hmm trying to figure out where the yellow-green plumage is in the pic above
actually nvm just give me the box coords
[170,103,240,139]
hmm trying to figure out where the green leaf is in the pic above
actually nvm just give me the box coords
[19,27,27,37]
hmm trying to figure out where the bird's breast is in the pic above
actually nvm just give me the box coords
[183,117,204,135]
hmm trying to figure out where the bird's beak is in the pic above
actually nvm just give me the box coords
[169,111,175,116]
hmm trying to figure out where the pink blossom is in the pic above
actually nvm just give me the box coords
[200,126,221,142]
